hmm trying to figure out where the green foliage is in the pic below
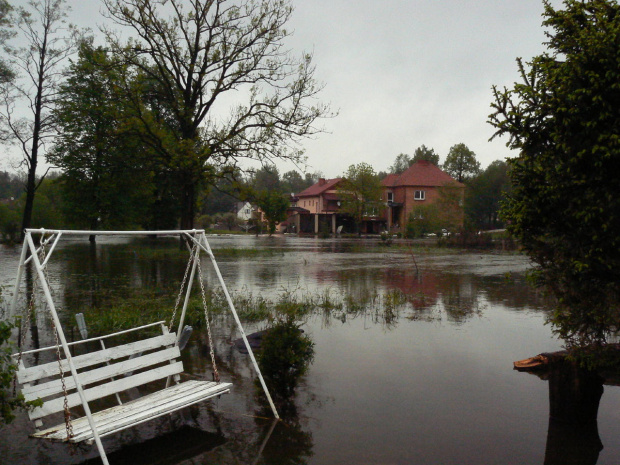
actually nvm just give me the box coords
[30,176,64,229]
[389,153,412,174]
[490,0,620,353]
[281,170,317,195]
[412,145,440,166]
[254,190,289,235]
[443,143,481,183]
[338,163,384,235]
[0,171,22,199]
[250,165,281,192]
[465,160,511,230]
[258,319,315,402]
[0,318,43,425]
[0,203,20,243]
[48,41,156,230]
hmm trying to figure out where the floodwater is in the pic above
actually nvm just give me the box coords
[1,234,620,465]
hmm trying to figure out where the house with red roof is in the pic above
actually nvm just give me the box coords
[284,161,464,235]
[381,160,465,232]
[288,178,351,233]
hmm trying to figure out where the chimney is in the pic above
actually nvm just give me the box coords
[318,178,326,186]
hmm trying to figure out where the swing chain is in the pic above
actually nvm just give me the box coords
[195,249,220,383]
[13,236,47,395]
[52,319,74,443]
[13,270,36,396]
[168,240,198,332]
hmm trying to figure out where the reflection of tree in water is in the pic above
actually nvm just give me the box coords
[482,274,552,311]
[439,275,483,324]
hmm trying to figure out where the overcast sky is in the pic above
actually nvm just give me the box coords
[7,0,560,178]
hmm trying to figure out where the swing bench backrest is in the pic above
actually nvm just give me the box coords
[14,321,231,443]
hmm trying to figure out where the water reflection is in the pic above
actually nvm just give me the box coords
[520,358,606,465]
[6,237,620,465]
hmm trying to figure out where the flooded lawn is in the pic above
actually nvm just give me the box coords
[1,235,620,464]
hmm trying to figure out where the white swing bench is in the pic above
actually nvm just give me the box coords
[11,229,278,465]
[16,321,232,444]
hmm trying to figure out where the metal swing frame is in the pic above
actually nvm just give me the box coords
[9,229,279,465]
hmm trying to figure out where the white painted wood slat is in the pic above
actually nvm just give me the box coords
[29,362,184,420]
[17,333,177,384]
[67,381,208,438]
[32,380,232,442]
[22,347,181,401]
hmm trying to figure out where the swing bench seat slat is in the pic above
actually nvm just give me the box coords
[15,323,232,443]
[32,380,231,443]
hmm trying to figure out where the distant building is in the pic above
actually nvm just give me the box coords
[381,160,465,231]
[236,201,254,222]
[291,178,347,233]
[280,162,465,235]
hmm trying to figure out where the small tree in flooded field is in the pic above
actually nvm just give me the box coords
[490,0,620,362]
[257,318,314,412]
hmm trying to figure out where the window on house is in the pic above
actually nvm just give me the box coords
[387,192,394,202]
[414,190,425,201]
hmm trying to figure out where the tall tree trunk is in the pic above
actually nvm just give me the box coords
[20,164,37,237]
[180,180,195,231]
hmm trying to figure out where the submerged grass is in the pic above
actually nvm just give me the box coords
[65,276,480,337]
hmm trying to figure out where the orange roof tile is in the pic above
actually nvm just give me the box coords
[381,161,463,188]
[297,178,343,197]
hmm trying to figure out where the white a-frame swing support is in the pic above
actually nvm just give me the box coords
[10,229,279,465]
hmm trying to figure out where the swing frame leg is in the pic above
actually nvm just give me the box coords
[185,232,280,419]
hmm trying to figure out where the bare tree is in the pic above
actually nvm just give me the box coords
[102,0,332,230]
[1,0,74,236]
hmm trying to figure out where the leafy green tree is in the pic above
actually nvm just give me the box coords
[304,172,321,187]
[0,202,19,242]
[465,160,511,230]
[443,143,481,183]
[0,171,22,199]
[48,41,154,231]
[254,189,289,235]
[251,165,281,192]
[412,145,440,166]
[281,170,315,194]
[258,319,314,404]
[489,0,620,355]
[221,212,239,231]
[30,175,63,228]
[198,178,239,216]
[338,163,384,235]
[389,153,412,174]
[101,0,331,231]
